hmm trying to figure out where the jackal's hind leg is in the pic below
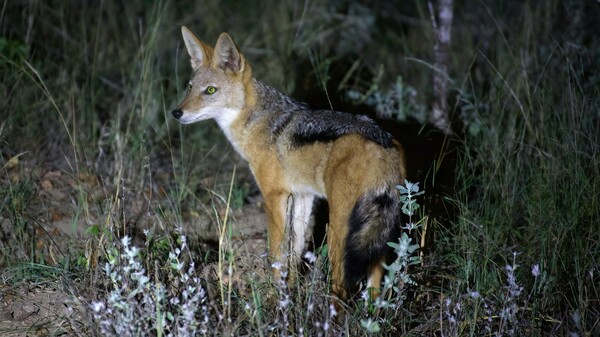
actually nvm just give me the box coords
[325,203,352,301]
[367,258,385,299]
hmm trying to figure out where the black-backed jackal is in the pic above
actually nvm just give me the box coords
[172,27,407,301]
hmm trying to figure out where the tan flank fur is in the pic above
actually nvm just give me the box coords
[172,27,407,301]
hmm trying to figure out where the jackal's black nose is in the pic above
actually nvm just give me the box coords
[172,109,183,119]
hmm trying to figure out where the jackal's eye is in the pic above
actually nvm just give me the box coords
[205,86,217,94]
[186,82,193,93]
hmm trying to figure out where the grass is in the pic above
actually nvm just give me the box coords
[1,0,599,336]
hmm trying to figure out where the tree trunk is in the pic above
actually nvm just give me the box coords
[429,0,454,134]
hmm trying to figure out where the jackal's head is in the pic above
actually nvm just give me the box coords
[172,27,250,126]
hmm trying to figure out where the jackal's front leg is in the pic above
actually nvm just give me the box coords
[288,193,314,260]
[262,190,288,281]
[263,191,314,281]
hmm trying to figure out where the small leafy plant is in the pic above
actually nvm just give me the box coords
[89,234,210,337]
[361,180,423,333]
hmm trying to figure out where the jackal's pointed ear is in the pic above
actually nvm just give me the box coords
[181,26,212,69]
[213,33,245,73]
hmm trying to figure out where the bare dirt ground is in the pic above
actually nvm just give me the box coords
[0,155,272,336]
[0,282,73,336]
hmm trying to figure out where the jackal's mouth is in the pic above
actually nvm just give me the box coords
[171,109,201,124]
[172,110,213,125]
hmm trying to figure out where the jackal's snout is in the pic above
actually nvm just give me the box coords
[172,109,183,119]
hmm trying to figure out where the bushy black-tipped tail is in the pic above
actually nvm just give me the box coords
[344,186,401,289]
